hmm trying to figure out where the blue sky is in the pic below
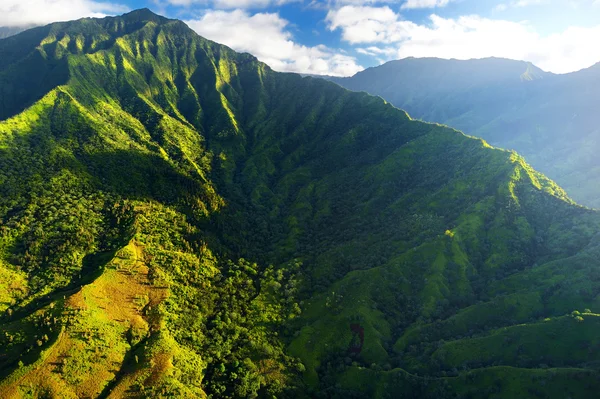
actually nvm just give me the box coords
[1,0,599,76]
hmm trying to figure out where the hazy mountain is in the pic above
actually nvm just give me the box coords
[328,57,600,208]
[0,26,28,39]
[2,10,600,398]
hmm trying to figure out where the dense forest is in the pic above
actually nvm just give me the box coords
[327,57,600,208]
[1,9,600,398]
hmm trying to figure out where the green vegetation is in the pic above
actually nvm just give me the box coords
[1,9,600,398]
[329,57,600,208]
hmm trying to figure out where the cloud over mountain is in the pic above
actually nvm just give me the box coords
[186,9,363,76]
[0,0,128,26]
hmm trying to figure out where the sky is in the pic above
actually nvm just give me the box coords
[1,0,599,76]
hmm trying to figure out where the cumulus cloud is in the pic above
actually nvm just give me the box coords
[185,10,363,76]
[170,0,449,8]
[161,0,299,9]
[0,0,128,27]
[308,0,451,7]
[512,0,544,6]
[326,6,401,43]
[356,45,397,64]
[494,0,544,11]
[356,46,397,56]
[400,0,453,9]
[327,6,600,73]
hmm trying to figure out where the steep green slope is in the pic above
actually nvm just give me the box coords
[1,10,600,398]
[329,57,600,208]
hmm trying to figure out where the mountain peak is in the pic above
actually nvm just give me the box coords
[117,8,171,24]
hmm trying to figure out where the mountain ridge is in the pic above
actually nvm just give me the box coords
[326,56,600,207]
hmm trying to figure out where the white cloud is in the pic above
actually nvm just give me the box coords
[356,46,397,64]
[400,0,452,9]
[356,46,398,56]
[0,0,128,27]
[327,7,600,73]
[213,0,291,7]
[162,0,298,9]
[308,0,451,6]
[513,0,544,6]
[326,6,404,43]
[185,10,363,76]
[494,0,544,10]
[321,0,393,5]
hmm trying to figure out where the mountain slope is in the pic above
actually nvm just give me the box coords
[329,57,600,208]
[1,10,600,398]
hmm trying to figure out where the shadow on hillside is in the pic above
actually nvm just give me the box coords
[0,56,69,122]
[1,251,122,326]
[0,248,120,380]
[1,149,213,320]
[88,150,211,202]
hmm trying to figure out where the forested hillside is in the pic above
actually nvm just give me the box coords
[329,57,600,208]
[1,9,600,398]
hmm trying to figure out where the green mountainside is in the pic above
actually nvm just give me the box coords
[328,57,600,208]
[2,10,600,398]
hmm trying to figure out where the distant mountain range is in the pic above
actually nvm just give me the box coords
[0,26,27,39]
[326,57,600,207]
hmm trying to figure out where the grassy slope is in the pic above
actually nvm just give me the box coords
[0,10,600,398]
[330,58,600,208]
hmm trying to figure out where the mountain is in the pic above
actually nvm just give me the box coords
[331,57,549,93]
[0,27,28,39]
[328,57,600,208]
[2,9,600,398]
